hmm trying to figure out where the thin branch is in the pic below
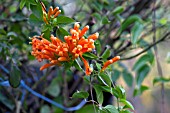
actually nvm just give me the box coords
[62,70,69,107]
[120,31,170,60]
[152,1,165,113]
[16,101,21,113]
[90,76,97,113]
[115,24,165,55]
[69,76,82,94]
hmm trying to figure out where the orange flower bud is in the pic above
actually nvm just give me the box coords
[80,55,92,75]
[80,25,89,37]
[88,32,99,40]
[101,56,120,71]
[43,16,48,24]
[54,10,61,18]
[48,6,53,19]
[40,63,55,71]
[52,7,59,15]
[74,23,80,31]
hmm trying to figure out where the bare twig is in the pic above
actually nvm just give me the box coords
[62,70,69,107]
[69,76,82,94]
[120,31,170,60]
[152,1,165,113]
[16,101,21,113]
[90,76,97,113]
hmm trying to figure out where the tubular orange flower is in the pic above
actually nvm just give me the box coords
[101,56,120,71]
[40,62,59,71]
[48,6,53,19]
[80,55,92,75]
[64,23,99,58]
[52,7,59,15]
[54,10,61,18]
[30,23,99,75]
[41,2,61,24]
[30,34,69,70]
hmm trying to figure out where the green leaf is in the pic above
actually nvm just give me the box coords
[0,93,15,110]
[101,45,111,59]
[29,14,43,26]
[96,62,101,70]
[83,76,90,84]
[117,15,142,36]
[112,6,124,15]
[41,24,50,32]
[7,32,17,37]
[131,22,144,44]
[114,86,126,99]
[153,77,170,85]
[57,16,75,25]
[20,0,26,9]
[111,89,119,99]
[136,64,150,87]
[40,105,51,113]
[119,99,134,110]
[133,85,149,96]
[103,105,119,113]
[96,85,111,93]
[102,0,109,4]
[122,70,133,87]
[72,91,89,99]
[30,3,43,19]
[82,52,98,60]
[93,84,104,105]
[92,13,101,21]
[73,59,83,71]
[0,29,7,35]
[91,1,103,12]
[47,78,60,97]
[111,69,120,81]
[27,0,37,5]
[102,16,110,24]
[133,54,153,71]
[159,18,167,25]
[98,72,112,86]
[75,104,99,113]
[9,64,21,88]
[95,40,102,55]
[120,110,133,113]
[42,28,51,40]
[56,27,70,40]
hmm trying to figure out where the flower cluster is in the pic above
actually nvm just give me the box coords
[30,3,120,75]
[41,2,61,24]
[30,23,99,75]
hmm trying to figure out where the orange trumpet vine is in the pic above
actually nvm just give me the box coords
[101,56,120,71]
[41,2,61,24]
[30,23,99,75]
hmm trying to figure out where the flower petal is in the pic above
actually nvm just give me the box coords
[40,63,55,70]
[80,55,92,75]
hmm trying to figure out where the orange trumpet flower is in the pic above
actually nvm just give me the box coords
[30,23,99,75]
[30,34,69,70]
[41,2,61,24]
[101,56,120,71]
